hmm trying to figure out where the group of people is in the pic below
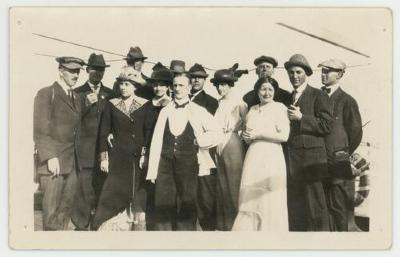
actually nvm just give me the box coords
[33,46,364,232]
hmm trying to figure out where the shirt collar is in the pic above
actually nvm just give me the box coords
[174,96,190,106]
[325,83,340,96]
[57,77,73,94]
[88,81,101,92]
[191,89,203,99]
[294,80,308,93]
[152,94,170,107]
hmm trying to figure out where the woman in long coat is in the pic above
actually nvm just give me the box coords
[211,69,247,231]
[92,67,148,230]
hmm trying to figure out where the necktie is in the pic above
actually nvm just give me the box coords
[120,100,128,115]
[322,86,331,94]
[175,101,189,109]
[291,89,298,104]
[68,89,76,108]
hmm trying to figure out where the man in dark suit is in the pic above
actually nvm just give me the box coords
[318,59,363,231]
[243,55,292,108]
[284,54,334,231]
[188,63,219,230]
[71,53,114,230]
[34,56,85,230]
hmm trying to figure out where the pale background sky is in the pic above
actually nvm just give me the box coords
[7,5,395,252]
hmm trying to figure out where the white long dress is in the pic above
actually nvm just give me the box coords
[232,101,290,231]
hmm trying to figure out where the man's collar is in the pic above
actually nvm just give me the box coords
[294,80,307,93]
[57,77,72,93]
[325,83,340,95]
[152,94,170,106]
[190,89,203,99]
[174,96,190,105]
[88,81,101,90]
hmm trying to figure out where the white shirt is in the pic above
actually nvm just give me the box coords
[168,97,190,136]
[88,81,101,94]
[292,80,308,104]
[57,77,73,96]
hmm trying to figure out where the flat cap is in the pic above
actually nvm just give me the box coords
[56,56,85,70]
[254,55,278,68]
[318,59,346,71]
[188,63,208,78]
[284,54,313,76]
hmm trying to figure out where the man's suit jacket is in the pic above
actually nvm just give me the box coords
[324,87,363,179]
[74,82,114,168]
[34,82,82,175]
[191,90,219,115]
[287,85,334,181]
[242,77,292,108]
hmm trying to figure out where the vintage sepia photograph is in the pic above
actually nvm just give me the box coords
[9,7,392,249]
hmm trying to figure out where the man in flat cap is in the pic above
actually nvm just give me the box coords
[34,56,85,230]
[318,59,363,231]
[188,63,219,231]
[71,53,114,230]
[243,55,292,108]
[117,46,153,100]
[284,54,333,231]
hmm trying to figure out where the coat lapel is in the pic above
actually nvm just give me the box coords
[53,82,78,113]
[295,84,312,107]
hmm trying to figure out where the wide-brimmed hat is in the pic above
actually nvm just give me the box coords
[169,60,186,74]
[188,63,208,78]
[86,53,110,69]
[56,56,85,70]
[124,46,147,61]
[116,66,146,86]
[147,62,174,84]
[254,55,278,68]
[210,69,238,85]
[284,54,313,76]
[318,58,346,71]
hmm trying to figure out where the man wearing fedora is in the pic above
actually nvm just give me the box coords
[284,54,333,231]
[243,55,292,108]
[119,46,153,100]
[188,63,219,231]
[34,56,85,230]
[318,59,363,231]
[71,53,114,230]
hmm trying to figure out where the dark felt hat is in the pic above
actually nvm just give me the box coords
[170,60,186,74]
[188,63,208,78]
[210,69,237,84]
[147,63,174,84]
[253,55,278,68]
[124,46,147,61]
[56,56,85,70]
[284,54,313,76]
[86,53,110,69]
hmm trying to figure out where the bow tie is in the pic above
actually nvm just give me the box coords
[175,101,189,109]
[322,86,331,94]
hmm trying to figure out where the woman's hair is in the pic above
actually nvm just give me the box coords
[112,78,140,96]
[213,81,234,88]
[253,77,278,98]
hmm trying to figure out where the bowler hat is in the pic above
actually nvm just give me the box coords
[170,60,186,74]
[116,66,146,86]
[86,53,110,69]
[254,55,278,68]
[318,58,346,71]
[147,63,174,84]
[210,69,237,85]
[56,56,85,70]
[284,54,313,76]
[188,63,208,78]
[124,46,147,61]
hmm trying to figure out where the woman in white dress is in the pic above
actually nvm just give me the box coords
[211,69,247,231]
[232,77,290,231]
